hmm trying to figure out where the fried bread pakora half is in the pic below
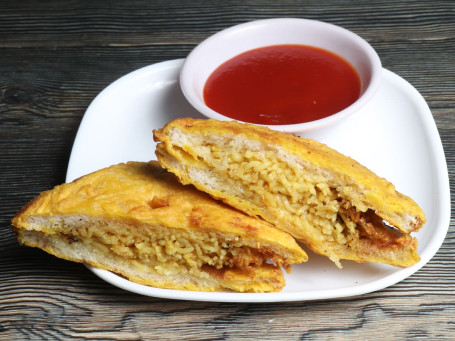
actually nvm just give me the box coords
[154,118,426,268]
[12,161,307,292]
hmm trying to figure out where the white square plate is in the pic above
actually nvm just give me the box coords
[66,59,450,302]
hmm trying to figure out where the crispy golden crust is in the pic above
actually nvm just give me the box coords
[13,161,306,253]
[154,118,425,233]
[12,161,306,292]
[153,118,425,267]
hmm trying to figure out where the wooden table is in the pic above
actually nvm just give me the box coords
[1,1,453,339]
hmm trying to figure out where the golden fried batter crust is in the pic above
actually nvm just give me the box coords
[12,161,307,292]
[154,118,425,267]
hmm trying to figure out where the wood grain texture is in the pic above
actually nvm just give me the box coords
[1,0,454,339]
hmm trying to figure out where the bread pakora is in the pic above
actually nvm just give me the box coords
[12,161,307,292]
[154,118,426,268]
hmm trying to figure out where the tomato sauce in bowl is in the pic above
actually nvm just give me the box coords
[203,45,361,125]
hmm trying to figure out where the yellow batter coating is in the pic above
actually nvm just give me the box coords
[154,118,426,267]
[12,161,306,292]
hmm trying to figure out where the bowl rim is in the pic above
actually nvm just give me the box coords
[180,18,382,132]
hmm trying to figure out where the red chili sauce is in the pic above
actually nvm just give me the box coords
[203,44,361,125]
